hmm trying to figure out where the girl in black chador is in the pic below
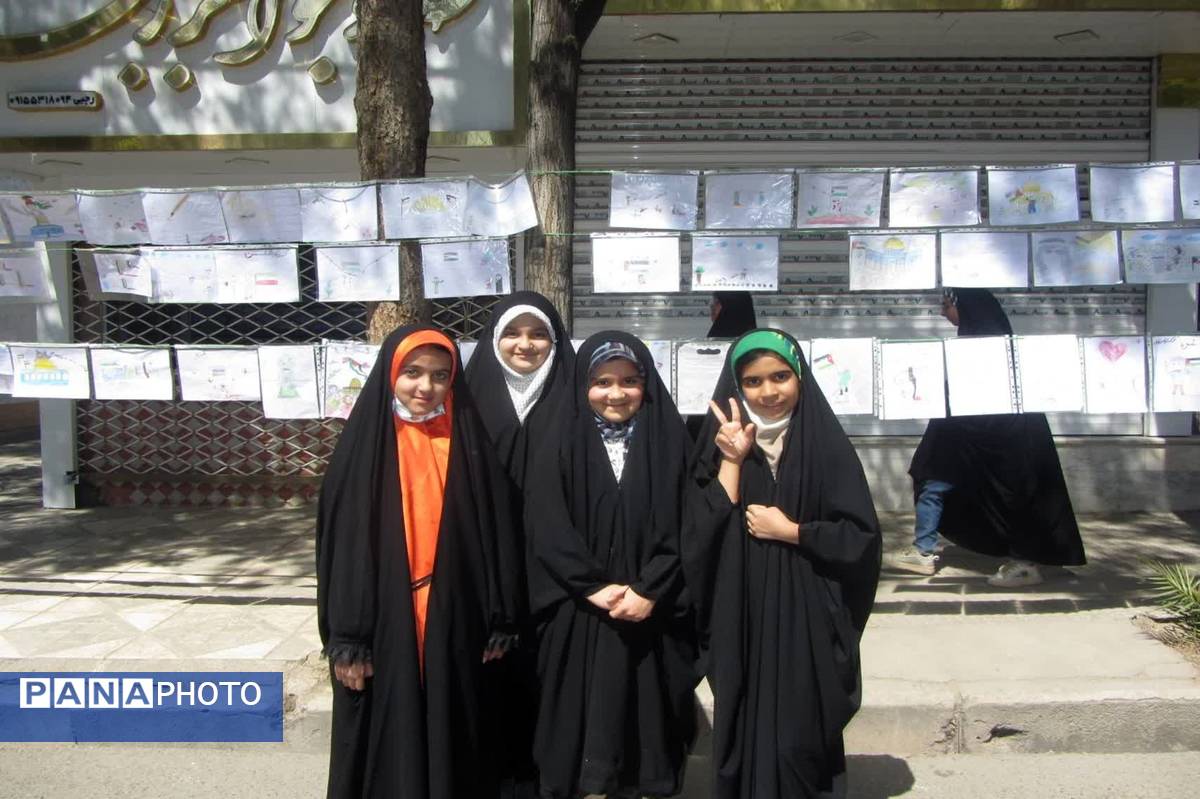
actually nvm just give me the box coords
[466,292,576,798]
[685,328,882,799]
[317,327,522,799]
[525,332,698,799]
[897,288,1087,586]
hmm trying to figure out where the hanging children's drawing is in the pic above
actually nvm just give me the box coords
[848,233,937,291]
[796,170,885,228]
[591,234,681,293]
[257,344,323,419]
[690,235,778,291]
[77,191,151,246]
[878,340,946,420]
[1031,230,1121,287]
[809,337,875,416]
[703,172,794,229]
[420,238,512,299]
[986,165,1080,226]
[1082,335,1147,414]
[608,171,699,231]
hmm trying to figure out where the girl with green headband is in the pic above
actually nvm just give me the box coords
[684,328,882,799]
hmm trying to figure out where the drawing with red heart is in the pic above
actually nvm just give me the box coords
[1098,340,1127,362]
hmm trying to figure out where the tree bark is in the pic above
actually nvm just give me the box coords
[526,1,606,332]
[355,0,434,342]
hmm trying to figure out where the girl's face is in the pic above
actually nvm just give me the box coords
[588,358,645,424]
[498,312,552,374]
[739,352,800,421]
[394,345,453,415]
[940,296,960,326]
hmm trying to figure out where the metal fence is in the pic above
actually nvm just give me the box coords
[72,245,505,506]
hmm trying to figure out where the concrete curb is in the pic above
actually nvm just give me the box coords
[283,676,1200,756]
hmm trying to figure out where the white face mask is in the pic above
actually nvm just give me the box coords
[393,396,445,423]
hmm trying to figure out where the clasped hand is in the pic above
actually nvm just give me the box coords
[746,503,799,543]
[586,583,655,622]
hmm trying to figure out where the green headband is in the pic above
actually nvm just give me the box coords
[729,330,802,381]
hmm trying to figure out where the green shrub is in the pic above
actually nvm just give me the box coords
[1148,561,1200,642]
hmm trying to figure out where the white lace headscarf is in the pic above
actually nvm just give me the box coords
[492,304,557,424]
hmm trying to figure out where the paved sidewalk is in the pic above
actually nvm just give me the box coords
[2,439,1199,759]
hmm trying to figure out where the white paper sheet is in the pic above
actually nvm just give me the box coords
[1151,336,1200,412]
[465,173,539,236]
[219,188,304,244]
[1082,335,1147,414]
[939,231,1029,288]
[879,340,946,420]
[674,341,730,414]
[83,250,152,300]
[1015,334,1084,413]
[888,169,980,228]
[77,191,151,245]
[796,171,885,228]
[212,247,300,303]
[322,341,381,419]
[316,245,400,302]
[592,235,681,294]
[422,238,511,299]
[8,344,91,399]
[1031,230,1121,287]
[0,345,13,394]
[690,235,778,291]
[848,233,937,291]
[257,345,322,419]
[457,340,478,367]
[944,336,1014,416]
[1089,164,1176,224]
[986,166,1080,226]
[89,346,174,400]
[142,190,229,245]
[809,338,875,416]
[0,193,84,242]
[643,339,674,389]
[1121,228,1200,284]
[798,339,813,371]
[703,172,793,229]
[0,245,56,303]
[147,249,218,303]
[609,172,699,231]
[300,184,379,242]
[175,347,262,401]
[1181,163,1200,222]
[380,180,468,239]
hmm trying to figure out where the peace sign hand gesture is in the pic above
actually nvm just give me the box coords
[709,397,756,464]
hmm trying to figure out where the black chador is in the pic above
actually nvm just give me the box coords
[525,331,698,799]
[684,329,882,799]
[909,288,1087,566]
[465,292,576,797]
[317,326,522,799]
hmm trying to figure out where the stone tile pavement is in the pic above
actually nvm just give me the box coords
[3,438,1200,665]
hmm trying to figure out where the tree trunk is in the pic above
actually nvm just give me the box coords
[526,2,584,331]
[355,0,434,342]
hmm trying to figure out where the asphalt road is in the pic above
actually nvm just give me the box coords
[1,747,1199,798]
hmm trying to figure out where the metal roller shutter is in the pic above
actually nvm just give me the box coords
[572,58,1153,434]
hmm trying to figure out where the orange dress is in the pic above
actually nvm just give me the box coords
[388,330,456,671]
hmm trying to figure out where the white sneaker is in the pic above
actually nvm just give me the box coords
[891,547,940,576]
[987,560,1043,588]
